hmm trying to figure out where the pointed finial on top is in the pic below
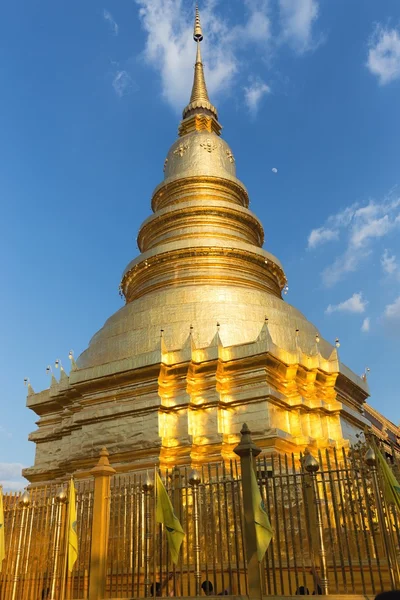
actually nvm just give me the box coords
[193,4,203,42]
[182,4,218,121]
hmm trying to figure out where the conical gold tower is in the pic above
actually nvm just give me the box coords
[24,7,371,483]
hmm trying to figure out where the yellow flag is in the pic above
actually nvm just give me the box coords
[68,479,78,571]
[0,487,5,571]
[376,448,400,512]
[251,466,273,562]
[155,473,184,564]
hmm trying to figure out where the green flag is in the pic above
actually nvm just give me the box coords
[155,473,184,564]
[251,466,273,562]
[376,448,400,512]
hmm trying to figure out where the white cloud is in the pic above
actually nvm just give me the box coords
[112,70,133,97]
[350,214,392,247]
[244,78,270,114]
[384,296,400,322]
[308,227,339,249]
[103,9,119,36]
[381,249,398,275]
[326,292,368,315]
[279,0,320,53]
[134,0,321,110]
[307,192,400,287]
[367,25,400,85]
[240,0,271,43]
[135,0,238,109]
[361,317,370,332]
[0,462,27,492]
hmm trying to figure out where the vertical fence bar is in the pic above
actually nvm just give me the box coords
[215,462,225,595]
[222,462,233,594]
[143,474,153,598]
[318,450,339,594]
[349,448,376,594]
[333,446,355,592]
[262,455,276,595]
[278,454,292,595]
[50,488,67,600]
[11,491,30,600]
[207,462,218,596]
[189,471,201,596]
[342,447,366,594]
[285,453,299,594]
[271,454,284,594]
[230,459,242,595]
[303,450,328,595]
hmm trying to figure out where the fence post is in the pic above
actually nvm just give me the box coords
[303,450,328,595]
[233,423,262,599]
[88,447,116,600]
[189,471,201,596]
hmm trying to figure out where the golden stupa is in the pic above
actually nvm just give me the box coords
[24,8,397,484]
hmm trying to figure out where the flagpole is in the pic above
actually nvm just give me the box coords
[143,472,153,598]
[60,479,71,600]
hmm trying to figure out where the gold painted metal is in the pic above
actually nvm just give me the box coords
[189,470,201,596]
[11,491,30,600]
[89,448,116,600]
[50,487,67,600]
[193,4,203,42]
[142,473,154,598]
[2,442,400,598]
[182,7,217,121]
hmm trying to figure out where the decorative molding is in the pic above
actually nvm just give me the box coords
[200,138,217,153]
[226,150,235,163]
[173,143,189,157]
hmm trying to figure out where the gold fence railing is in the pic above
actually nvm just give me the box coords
[257,447,399,596]
[0,425,399,600]
[0,480,93,600]
[106,462,245,599]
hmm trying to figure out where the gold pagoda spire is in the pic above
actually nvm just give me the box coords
[182,5,218,121]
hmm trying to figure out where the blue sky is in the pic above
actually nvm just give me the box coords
[1,0,400,489]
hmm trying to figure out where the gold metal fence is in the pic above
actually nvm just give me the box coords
[0,480,93,600]
[257,447,399,596]
[106,462,245,598]
[0,428,400,600]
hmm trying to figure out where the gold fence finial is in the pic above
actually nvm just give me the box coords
[90,447,116,477]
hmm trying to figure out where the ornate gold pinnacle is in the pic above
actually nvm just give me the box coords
[182,5,218,120]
